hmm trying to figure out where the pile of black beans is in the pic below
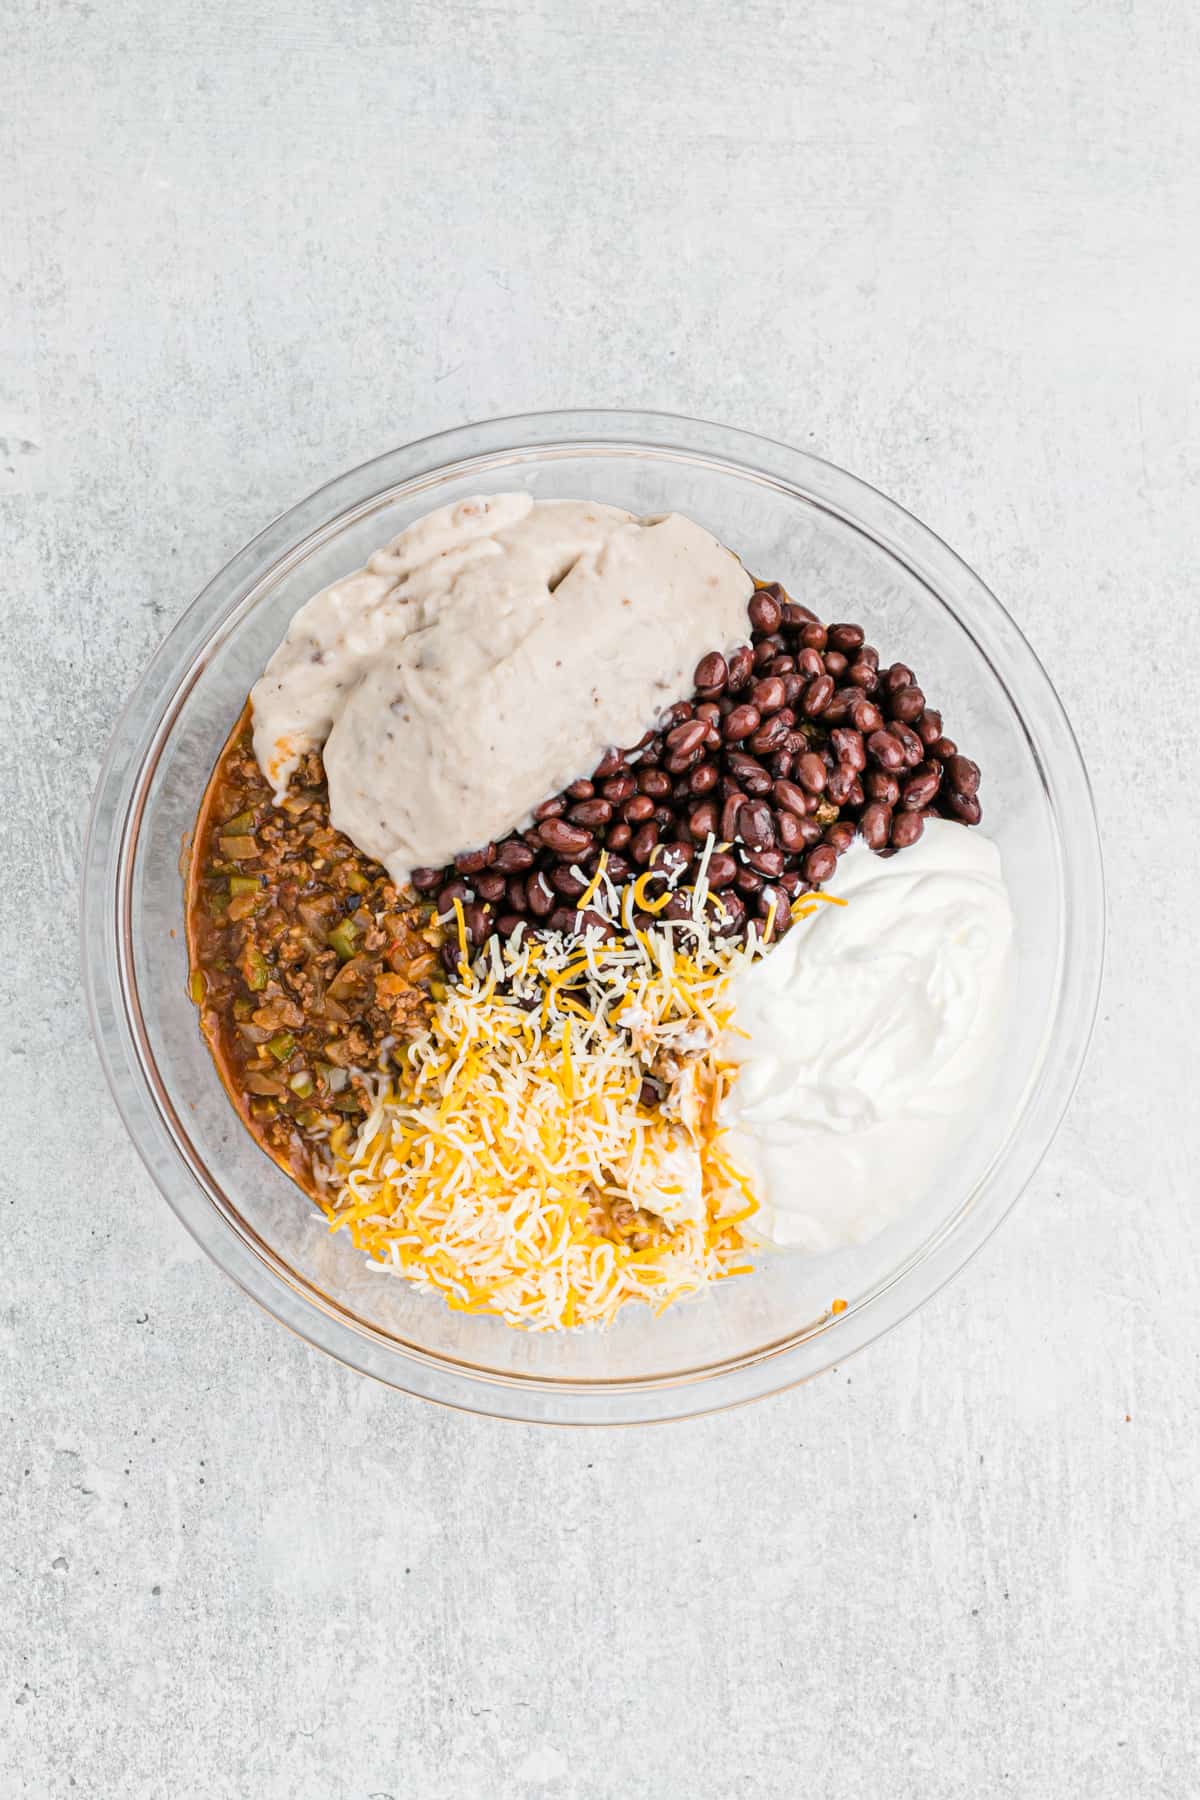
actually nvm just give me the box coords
[411,582,982,964]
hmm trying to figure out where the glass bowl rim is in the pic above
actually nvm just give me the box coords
[81,408,1105,1425]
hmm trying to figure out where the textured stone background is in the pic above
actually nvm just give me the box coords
[2,3,1198,1795]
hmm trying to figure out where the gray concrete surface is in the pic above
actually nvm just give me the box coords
[3,2,1198,1795]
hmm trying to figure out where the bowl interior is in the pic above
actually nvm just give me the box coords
[118,438,1067,1394]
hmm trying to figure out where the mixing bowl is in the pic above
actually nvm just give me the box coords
[81,410,1104,1424]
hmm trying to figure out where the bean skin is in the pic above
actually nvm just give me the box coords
[475,871,507,902]
[602,773,636,803]
[734,865,764,896]
[851,699,883,733]
[637,767,672,798]
[410,866,441,892]
[777,809,809,854]
[551,865,588,898]
[705,850,738,889]
[799,621,828,651]
[689,761,719,795]
[847,659,880,694]
[823,650,849,679]
[436,880,470,915]
[491,838,535,873]
[715,891,747,935]
[892,721,924,767]
[455,844,494,876]
[782,600,818,626]
[824,821,856,855]
[748,715,790,755]
[533,796,566,821]
[743,846,785,878]
[827,622,865,653]
[607,822,632,851]
[916,709,943,747]
[796,646,825,679]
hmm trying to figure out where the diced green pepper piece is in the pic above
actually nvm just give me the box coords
[327,919,358,962]
[244,946,269,992]
[344,867,370,894]
[222,809,256,834]
[219,834,259,861]
[266,1031,296,1063]
[229,874,261,898]
[288,1069,315,1098]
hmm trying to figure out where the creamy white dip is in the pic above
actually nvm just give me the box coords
[251,492,752,886]
[720,822,1014,1253]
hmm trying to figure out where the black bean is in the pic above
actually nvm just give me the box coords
[902,763,942,810]
[637,767,672,798]
[826,763,857,805]
[830,727,866,771]
[891,809,925,849]
[796,646,825,679]
[802,845,838,884]
[607,823,632,851]
[491,838,535,873]
[705,850,738,889]
[689,801,719,842]
[689,761,719,795]
[495,911,522,938]
[623,793,655,824]
[630,821,659,864]
[825,821,856,854]
[748,715,789,755]
[943,791,982,825]
[751,675,787,713]
[694,650,728,690]
[527,871,555,917]
[474,871,506,902]
[455,844,494,876]
[667,718,709,759]
[551,865,588,898]
[592,746,623,780]
[946,754,981,796]
[851,699,883,733]
[734,865,764,896]
[823,650,848,679]
[744,846,785,877]
[847,659,880,694]
[827,622,865,653]
[739,799,775,851]
[777,810,809,854]
[436,880,470,915]
[602,774,636,803]
[866,729,905,771]
[723,704,761,742]
[884,663,914,693]
[859,802,892,849]
[802,674,834,717]
[916,709,943,747]
[568,798,613,827]
[749,589,783,632]
[533,796,565,821]
[727,645,754,691]
[889,684,926,724]
[605,854,633,882]
[549,905,579,935]
[410,866,441,893]
[538,817,593,858]
[799,621,828,651]
[720,792,745,841]
[796,752,827,794]
[931,736,958,761]
[892,721,924,767]
[716,891,747,935]
[864,769,901,805]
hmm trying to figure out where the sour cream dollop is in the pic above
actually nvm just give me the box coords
[720,822,1014,1253]
[250,492,752,887]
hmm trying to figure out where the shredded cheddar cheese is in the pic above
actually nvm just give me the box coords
[323,870,798,1331]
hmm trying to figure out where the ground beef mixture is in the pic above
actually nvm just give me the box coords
[185,709,438,1190]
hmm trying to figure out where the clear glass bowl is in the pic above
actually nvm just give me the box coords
[81,411,1104,1424]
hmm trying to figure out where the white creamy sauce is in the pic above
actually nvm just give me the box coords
[720,822,1014,1253]
[251,492,752,886]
